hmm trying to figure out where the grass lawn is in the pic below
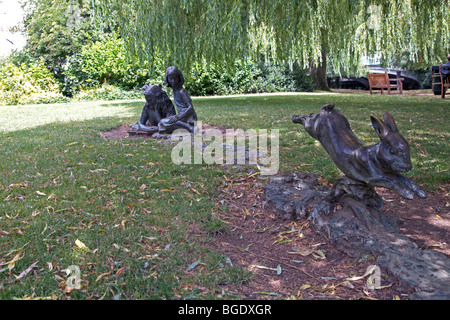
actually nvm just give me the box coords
[0,93,448,299]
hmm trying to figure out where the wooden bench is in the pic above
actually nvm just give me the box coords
[367,71,404,94]
[439,64,450,98]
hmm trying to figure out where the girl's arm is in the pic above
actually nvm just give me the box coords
[175,89,195,121]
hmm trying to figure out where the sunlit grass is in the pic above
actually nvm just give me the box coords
[0,100,138,132]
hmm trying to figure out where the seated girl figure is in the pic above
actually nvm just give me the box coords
[158,66,198,133]
[131,84,176,133]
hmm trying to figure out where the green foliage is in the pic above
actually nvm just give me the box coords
[65,35,313,98]
[187,59,260,96]
[230,59,261,94]
[71,83,142,101]
[22,0,101,83]
[64,34,164,96]
[186,59,313,96]
[255,61,314,93]
[0,59,68,105]
[95,0,450,78]
[10,0,449,99]
[80,35,150,89]
[2,36,313,104]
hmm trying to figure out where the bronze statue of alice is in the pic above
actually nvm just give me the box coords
[158,66,198,133]
[130,66,198,134]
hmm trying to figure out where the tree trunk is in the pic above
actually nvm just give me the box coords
[309,49,331,91]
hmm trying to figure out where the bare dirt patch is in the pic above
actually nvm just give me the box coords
[99,125,140,140]
[211,172,449,300]
[377,187,450,256]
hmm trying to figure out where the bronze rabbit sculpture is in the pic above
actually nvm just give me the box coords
[292,103,426,200]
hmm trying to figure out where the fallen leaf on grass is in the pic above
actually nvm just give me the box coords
[145,271,158,279]
[186,260,201,271]
[113,243,130,253]
[5,212,20,219]
[116,267,128,275]
[96,272,111,282]
[74,239,90,252]
[5,242,29,257]
[14,260,38,280]
[4,252,24,271]
[46,193,56,200]
[8,182,30,189]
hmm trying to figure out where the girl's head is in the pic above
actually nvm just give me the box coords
[164,66,184,88]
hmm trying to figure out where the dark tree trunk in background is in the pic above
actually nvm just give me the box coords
[310,49,331,91]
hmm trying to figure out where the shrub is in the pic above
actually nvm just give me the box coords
[64,34,163,96]
[0,60,68,105]
[71,83,142,101]
[187,60,231,96]
[185,59,313,96]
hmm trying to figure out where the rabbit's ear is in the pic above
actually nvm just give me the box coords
[383,113,398,132]
[371,115,388,139]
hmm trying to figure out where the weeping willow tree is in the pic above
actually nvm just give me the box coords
[93,0,449,90]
